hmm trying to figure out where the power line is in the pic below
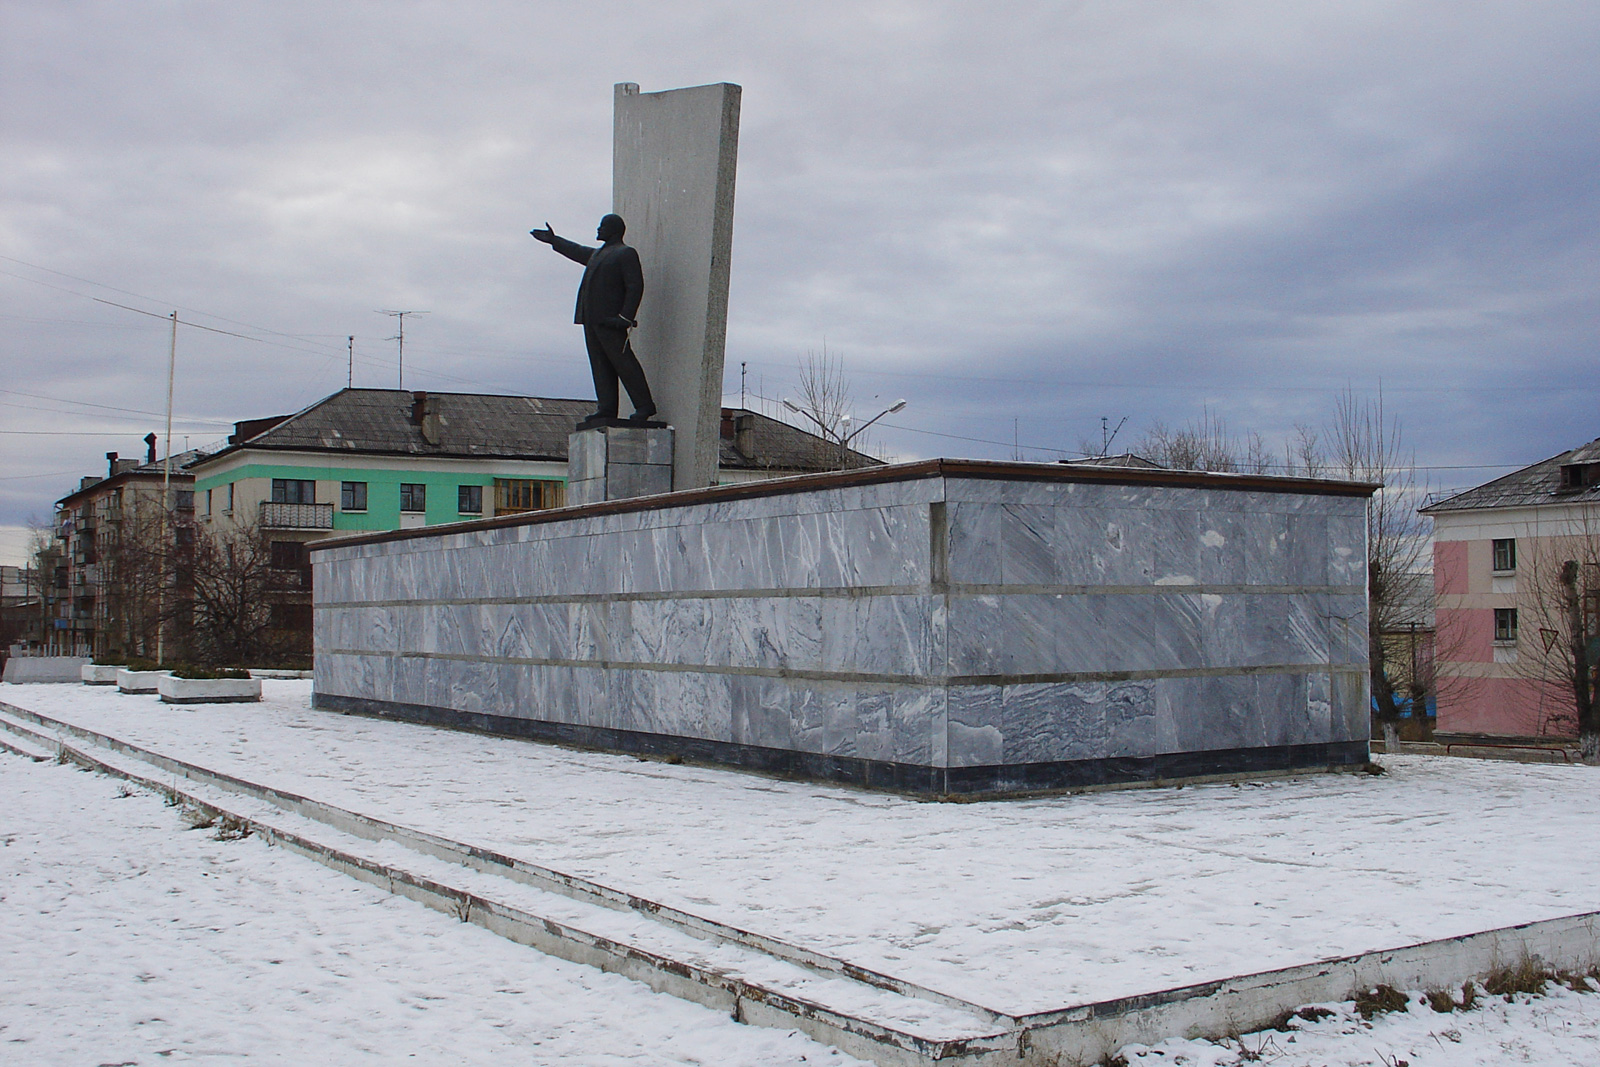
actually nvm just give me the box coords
[0,388,232,426]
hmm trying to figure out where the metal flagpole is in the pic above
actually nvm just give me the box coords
[157,311,176,666]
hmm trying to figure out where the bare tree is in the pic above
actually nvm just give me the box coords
[1324,388,1431,750]
[1509,509,1600,760]
[786,346,888,471]
[187,519,297,667]
[1133,409,1272,473]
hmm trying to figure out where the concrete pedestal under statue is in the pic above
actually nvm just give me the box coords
[567,424,675,505]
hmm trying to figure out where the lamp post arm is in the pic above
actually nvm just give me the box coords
[841,406,899,446]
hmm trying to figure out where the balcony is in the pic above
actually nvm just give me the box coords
[260,502,334,530]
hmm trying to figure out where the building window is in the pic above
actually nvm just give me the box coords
[270,603,314,631]
[494,478,565,515]
[1493,608,1518,643]
[399,483,426,512]
[270,541,308,569]
[458,484,483,514]
[340,481,368,511]
[1491,538,1516,572]
[271,479,316,505]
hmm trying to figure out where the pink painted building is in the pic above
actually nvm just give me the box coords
[1421,438,1600,740]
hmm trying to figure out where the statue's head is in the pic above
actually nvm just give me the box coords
[596,214,626,242]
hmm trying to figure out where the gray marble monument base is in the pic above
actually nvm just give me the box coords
[311,459,1376,796]
[567,425,674,505]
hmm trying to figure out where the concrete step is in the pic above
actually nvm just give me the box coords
[0,703,1013,1067]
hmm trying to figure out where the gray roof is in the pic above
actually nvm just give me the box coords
[57,449,208,507]
[1061,453,1166,470]
[1420,437,1600,514]
[187,389,877,474]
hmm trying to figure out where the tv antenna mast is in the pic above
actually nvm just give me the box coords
[377,309,428,388]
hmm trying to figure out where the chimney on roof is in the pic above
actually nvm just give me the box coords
[144,433,158,464]
[411,391,442,445]
[719,407,754,456]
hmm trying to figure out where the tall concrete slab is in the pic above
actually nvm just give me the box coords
[612,81,740,490]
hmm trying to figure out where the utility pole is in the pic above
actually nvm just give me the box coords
[157,311,176,666]
[377,310,427,389]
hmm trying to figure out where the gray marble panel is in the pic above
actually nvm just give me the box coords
[1327,511,1367,586]
[946,501,1003,585]
[998,504,1058,586]
[998,680,1157,763]
[819,595,932,676]
[607,462,673,499]
[891,687,944,765]
[947,685,1004,767]
[1201,595,1290,669]
[994,594,1070,675]
[854,687,895,762]
[1284,594,1332,665]
[1052,507,1155,586]
[603,426,673,466]
[1099,594,1204,673]
[568,428,607,480]
[1330,669,1369,742]
[1194,510,1249,585]
[837,504,930,588]
[1324,594,1368,667]
[1150,508,1202,586]
[945,594,1003,676]
[1306,671,1333,741]
[1285,513,1330,585]
[725,596,823,672]
[730,675,793,749]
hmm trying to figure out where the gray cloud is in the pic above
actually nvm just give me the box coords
[4,0,1597,544]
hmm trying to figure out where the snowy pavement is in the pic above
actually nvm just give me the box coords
[5,679,1600,1018]
[1122,983,1600,1066]
[0,750,869,1067]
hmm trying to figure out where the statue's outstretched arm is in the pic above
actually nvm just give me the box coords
[530,223,593,265]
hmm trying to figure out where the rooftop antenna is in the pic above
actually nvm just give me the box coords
[1101,416,1127,457]
[377,310,428,389]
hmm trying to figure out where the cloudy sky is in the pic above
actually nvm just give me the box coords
[3,1,1597,560]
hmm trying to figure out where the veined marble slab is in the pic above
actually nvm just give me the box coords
[313,461,1374,794]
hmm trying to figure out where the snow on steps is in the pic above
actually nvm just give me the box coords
[5,697,1600,1067]
[0,702,1009,1067]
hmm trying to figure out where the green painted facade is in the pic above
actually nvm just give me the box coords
[193,461,565,532]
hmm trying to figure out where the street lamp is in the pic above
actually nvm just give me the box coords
[781,398,906,447]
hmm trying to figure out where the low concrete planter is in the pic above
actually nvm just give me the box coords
[1,656,90,684]
[82,664,122,685]
[158,674,262,704]
[116,669,166,693]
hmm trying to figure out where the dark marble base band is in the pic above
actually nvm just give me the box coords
[312,691,1370,797]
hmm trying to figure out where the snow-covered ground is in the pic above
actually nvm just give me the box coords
[1121,983,1600,1066]
[5,679,1600,1021]
[0,751,870,1066]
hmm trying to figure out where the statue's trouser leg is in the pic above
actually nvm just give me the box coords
[583,324,621,417]
[591,325,656,417]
